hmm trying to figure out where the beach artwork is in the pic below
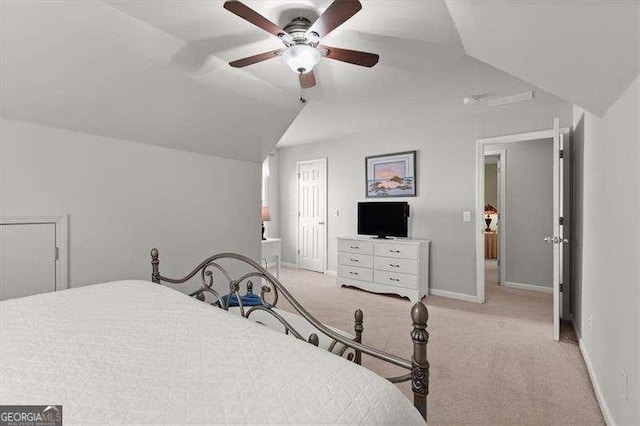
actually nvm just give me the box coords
[366,151,416,197]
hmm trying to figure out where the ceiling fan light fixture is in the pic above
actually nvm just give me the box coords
[280,44,321,74]
[307,31,320,44]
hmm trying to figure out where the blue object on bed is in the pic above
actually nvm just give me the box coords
[221,290,263,307]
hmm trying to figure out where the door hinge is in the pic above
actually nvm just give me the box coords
[559,216,564,226]
[559,283,564,293]
[54,246,59,261]
[297,249,300,255]
[559,149,564,159]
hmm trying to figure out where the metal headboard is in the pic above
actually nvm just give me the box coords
[150,248,429,421]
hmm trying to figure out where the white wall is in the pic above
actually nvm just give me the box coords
[0,118,262,295]
[487,139,553,289]
[277,101,571,297]
[484,162,498,208]
[572,76,639,425]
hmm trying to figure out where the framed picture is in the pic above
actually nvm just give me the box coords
[365,150,417,198]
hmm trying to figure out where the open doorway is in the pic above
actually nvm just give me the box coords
[483,140,555,297]
[476,121,571,341]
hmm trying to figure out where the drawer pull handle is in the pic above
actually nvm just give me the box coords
[390,264,400,268]
[389,278,400,282]
[350,246,359,249]
[390,250,400,253]
[350,259,359,262]
[349,271,358,275]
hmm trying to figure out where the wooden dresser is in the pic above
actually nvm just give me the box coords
[336,236,430,303]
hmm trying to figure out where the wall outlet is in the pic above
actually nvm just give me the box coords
[587,314,595,331]
[463,211,471,222]
[621,367,630,401]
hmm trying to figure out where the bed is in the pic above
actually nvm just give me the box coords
[0,249,429,424]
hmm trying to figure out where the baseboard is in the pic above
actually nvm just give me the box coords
[325,270,337,277]
[281,262,298,269]
[502,281,553,293]
[429,288,482,303]
[572,316,582,340]
[578,340,614,425]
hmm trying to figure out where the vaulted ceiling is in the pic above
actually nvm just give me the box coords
[1,1,635,157]
[445,0,639,117]
[0,0,303,162]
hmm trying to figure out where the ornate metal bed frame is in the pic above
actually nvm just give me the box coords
[150,248,429,421]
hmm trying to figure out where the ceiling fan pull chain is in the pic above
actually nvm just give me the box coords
[299,73,307,103]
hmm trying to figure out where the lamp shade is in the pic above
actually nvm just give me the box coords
[484,204,498,215]
[280,44,321,74]
[261,206,271,222]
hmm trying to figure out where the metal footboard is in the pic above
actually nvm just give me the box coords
[150,248,429,421]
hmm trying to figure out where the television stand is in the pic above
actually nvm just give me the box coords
[336,236,430,303]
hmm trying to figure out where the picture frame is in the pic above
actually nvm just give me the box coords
[365,150,417,198]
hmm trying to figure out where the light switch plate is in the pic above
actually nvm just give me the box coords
[463,211,471,222]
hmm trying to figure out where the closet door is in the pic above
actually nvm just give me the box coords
[0,223,56,300]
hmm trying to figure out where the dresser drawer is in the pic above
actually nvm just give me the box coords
[338,252,374,268]
[374,256,418,275]
[338,239,373,255]
[374,242,418,260]
[375,270,418,290]
[337,265,373,282]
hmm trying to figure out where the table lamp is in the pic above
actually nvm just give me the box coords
[484,204,498,232]
[261,206,271,240]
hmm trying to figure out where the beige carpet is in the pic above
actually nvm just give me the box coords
[271,261,603,425]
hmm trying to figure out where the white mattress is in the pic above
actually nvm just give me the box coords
[1,280,423,425]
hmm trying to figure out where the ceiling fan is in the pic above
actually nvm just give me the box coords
[223,0,379,95]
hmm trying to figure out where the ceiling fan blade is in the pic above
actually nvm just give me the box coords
[229,48,285,68]
[307,0,362,39]
[299,71,317,89]
[223,1,288,39]
[318,45,379,67]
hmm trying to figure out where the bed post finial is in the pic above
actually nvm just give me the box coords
[354,309,364,365]
[308,333,319,347]
[410,301,429,421]
[151,248,160,284]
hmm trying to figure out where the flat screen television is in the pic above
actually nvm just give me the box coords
[357,201,409,239]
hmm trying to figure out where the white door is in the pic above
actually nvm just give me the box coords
[548,117,566,341]
[0,223,57,300]
[297,159,326,272]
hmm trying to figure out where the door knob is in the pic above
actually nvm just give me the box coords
[544,236,570,244]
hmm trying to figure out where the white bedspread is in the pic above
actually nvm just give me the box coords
[1,280,423,425]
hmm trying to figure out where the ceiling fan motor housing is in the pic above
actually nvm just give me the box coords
[282,17,319,47]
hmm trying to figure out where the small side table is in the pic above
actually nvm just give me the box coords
[261,238,281,278]
[484,232,498,259]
